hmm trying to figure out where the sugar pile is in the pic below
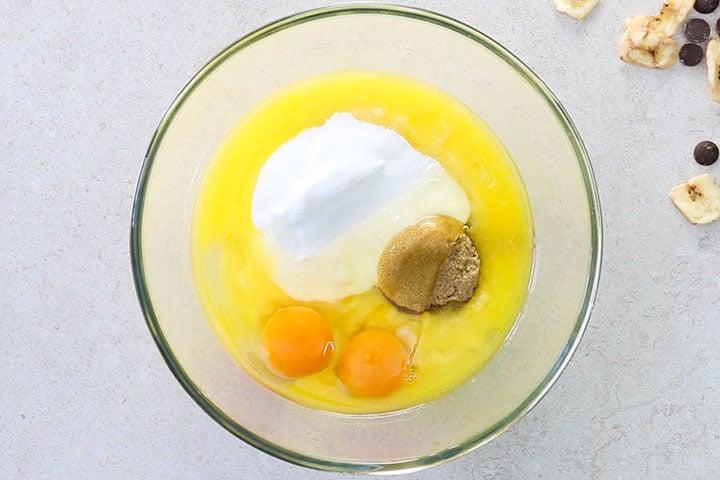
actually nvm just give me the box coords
[251,113,470,302]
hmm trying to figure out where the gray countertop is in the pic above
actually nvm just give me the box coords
[3,1,719,478]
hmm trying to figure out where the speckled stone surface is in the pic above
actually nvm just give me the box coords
[2,1,720,478]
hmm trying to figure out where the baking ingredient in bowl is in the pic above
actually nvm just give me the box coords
[336,330,408,398]
[669,173,720,224]
[262,306,334,378]
[694,140,719,165]
[706,38,720,101]
[251,112,470,303]
[620,0,694,69]
[429,233,481,308]
[377,215,480,313]
[192,70,534,413]
[552,0,598,20]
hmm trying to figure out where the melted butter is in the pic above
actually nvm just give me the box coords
[192,70,534,414]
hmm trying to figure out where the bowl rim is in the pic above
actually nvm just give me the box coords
[131,3,603,474]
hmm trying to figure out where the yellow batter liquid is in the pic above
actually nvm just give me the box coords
[192,70,534,414]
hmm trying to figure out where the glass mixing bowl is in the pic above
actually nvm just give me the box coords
[131,5,602,474]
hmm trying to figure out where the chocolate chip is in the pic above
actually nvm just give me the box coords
[694,0,719,14]
[717,17,720,36]
[679,43,704,66]
[694,141,719,166]
[684,18,711,43]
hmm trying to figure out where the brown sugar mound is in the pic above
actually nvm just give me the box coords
[428,233,480,308]
[377,215,480,313]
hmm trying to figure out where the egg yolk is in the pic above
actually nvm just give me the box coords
[262,306,334,378]
[336,329,409,398]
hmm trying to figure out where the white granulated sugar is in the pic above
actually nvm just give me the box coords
[251,113,470,302]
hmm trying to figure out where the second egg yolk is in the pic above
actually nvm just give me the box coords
[262,306,334,378]
[336,329,408,398]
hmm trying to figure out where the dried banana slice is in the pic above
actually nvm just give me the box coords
[553,0,598,20]
[620,25,679,69]
[707,39,720,103]
[669,174,720,225]
[641,0,694,36]
[620,0,694,69]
